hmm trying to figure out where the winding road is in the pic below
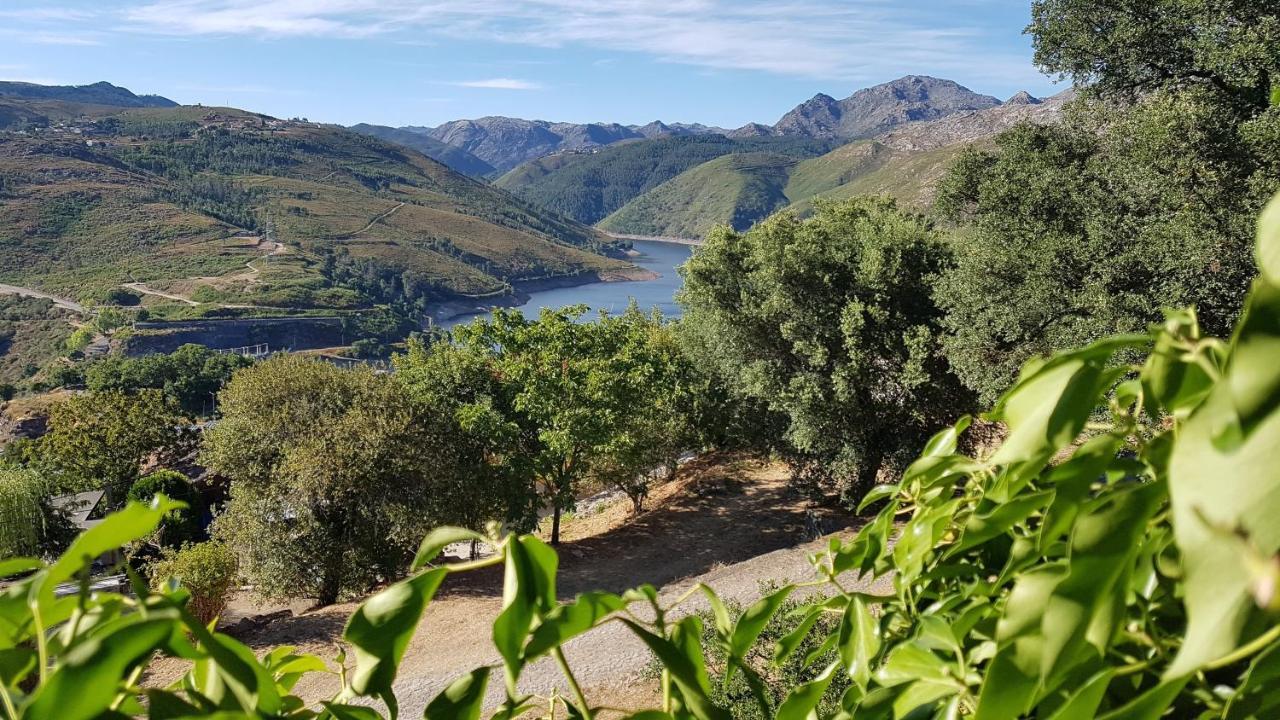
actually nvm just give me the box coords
[0,283,88,313]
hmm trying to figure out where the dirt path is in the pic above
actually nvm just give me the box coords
[349,202,405,237]
[122,282,200,306]
[0,283,87,313]
[179,455,884,716]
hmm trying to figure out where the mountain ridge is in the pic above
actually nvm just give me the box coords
[0,80,176,108]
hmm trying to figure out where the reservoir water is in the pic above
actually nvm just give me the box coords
[442,239,695,328]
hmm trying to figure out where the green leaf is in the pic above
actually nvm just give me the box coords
[424,666,489,720]
[619,619,730,720]
[974,565,1067,720]
[40,496,184,600]
[775,661,839,720]
[1039,482,1163,688]
[726,585,794,677]
[1225,637,1280,719]
[1038,435,1123,551]
[875,642,954,687]
[948,490,1053,556]
[1095,676,1187,720]
[0,558,40,579]
[1166,278,1280,677]
[773,604,823,666]
[989,337,1143,468]
[891,680,959,720]
[24,618,173,720]
[838,595,880,689]
[523,592,623,660]
[1256,192,1280,285]
[343,567,447,714]
[857,484,900,513]
[1044,669,1113,720]
[697,584,733,638]
[921,416,971,458]
[412,527,485,570]
[321,703,386,720]
[493,536,558,692]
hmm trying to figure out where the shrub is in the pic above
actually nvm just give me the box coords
[0,383,14,402]
[100,288,141,306]
[127,469,202,547]
[148,541,238,625]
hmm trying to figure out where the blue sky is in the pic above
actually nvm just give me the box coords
[0,1,1065,128]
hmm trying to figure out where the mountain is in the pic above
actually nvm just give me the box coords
[418,118,643,173]
[412,117,728,173]
[0,96,634,313]
[598,153,799,239]
[0,81,176,108]
[347,123,495,177]
[494,136,837,225]
[875,88,1074,151]
[602,89,1072,238]
[769,76,1001,139]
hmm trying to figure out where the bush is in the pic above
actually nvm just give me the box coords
[127,470,202,547]
[148,541,238,625]
[100,288,142,306]
[0,383,14,402]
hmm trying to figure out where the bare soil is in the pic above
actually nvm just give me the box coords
[146,452,885,716]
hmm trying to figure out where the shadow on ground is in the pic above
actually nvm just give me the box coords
[439,451,857,599]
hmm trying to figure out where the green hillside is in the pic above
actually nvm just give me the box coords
[598,153,798,239]
[495,135,835,225]
[0,102,631,312]
[599,138,973,238]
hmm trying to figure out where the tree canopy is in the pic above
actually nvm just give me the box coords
[678,198,972,498]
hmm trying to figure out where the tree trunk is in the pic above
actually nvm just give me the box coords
[848,449,884,510]
[630,493,644,515]
[318,559,342,606]
[550,504,562,545]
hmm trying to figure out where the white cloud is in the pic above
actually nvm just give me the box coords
[452,78,543,90]
[65,0,1040,87]
[26,32,103,46]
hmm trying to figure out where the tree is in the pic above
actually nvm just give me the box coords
[678,198,971,500]
[0,467,44,558]
[932,0,1280,403]
[451,306,675,543]
[84,343,251,415]
[36,390,186,504]
[394,338,539,543]
[127,469,202,548]
[591,307,697,514]
[1030,0,1279,111]
[203,355,451,604]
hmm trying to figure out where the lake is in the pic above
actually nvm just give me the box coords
[441,239,695,328]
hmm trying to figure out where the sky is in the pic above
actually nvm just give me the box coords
[0,1,1066,129]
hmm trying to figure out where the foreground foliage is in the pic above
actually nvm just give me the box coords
[2,196,1277,719]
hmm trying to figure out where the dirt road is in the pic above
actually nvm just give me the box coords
[0,283,87,313]
[201,455,886,716]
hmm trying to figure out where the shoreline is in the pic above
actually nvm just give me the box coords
[605,232,704,247]
[425,266,662,327]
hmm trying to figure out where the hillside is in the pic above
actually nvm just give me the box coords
[495,136,836,225]
[0,80,176,108]
[347,123,495,177]
[598,153,799,238]
[601,90,1071,237]
[0,96,634,313]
